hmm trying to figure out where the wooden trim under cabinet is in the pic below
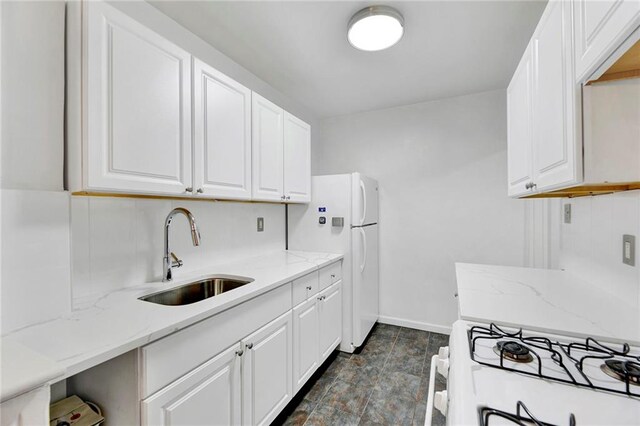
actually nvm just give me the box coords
[521,182,640,198]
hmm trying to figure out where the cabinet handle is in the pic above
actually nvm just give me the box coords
[286,196,291,200]
[525,182,531,189]
[281,195,286,200]
[331,274,336,278]
[246,343,254,350]
[306,286,312,290]
[531,183,537,189]
[185,187,193,193]
[318,295,325,301]
[235,349,244,356]
[196,188,204,194]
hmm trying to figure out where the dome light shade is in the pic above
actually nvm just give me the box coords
[347,6,404,52]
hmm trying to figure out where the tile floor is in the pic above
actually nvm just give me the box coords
[277,323,448,426]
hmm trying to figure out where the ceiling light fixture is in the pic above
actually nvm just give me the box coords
[347,5,404,52]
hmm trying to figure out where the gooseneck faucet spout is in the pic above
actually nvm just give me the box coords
[163,207,201,282]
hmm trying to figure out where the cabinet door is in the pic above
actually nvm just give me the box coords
[193,58,251,200]
[318,282,342,362]
[85,1,192,195]
[574,0,640,82]
[251,93,284,202]
[507,42,534,197]
[532,0,581,192]
[292,298,319,392]
[283,112,311,203]
[242,311,293,426]
[142,343,242,426]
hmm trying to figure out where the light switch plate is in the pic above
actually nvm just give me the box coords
[623,234,635,266]
[563,204,571,224]
[257,217,264,232]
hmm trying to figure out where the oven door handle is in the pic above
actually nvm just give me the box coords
[424,354,439,426]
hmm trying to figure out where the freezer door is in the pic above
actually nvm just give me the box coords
[351,224,379,347]
[351,173,378,226]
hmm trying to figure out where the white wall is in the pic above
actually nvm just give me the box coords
[0,1,65,191]
[314,89,527,331]
[70,197,285,308]
[555,192,640,307]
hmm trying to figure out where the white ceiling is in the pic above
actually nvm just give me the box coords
[149,1,547,119]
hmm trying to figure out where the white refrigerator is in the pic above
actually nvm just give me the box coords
[288,173,379,352]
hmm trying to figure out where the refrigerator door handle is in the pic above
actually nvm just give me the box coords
[359,227,367,272]
[359,179,367,226]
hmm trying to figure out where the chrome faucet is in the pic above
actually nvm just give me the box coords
[163,207,201,282]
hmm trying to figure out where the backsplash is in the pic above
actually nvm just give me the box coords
[70,197,285,308]
[556,190,640,307]
[1,189,71,335]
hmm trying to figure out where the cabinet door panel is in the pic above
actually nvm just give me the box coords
[252,93,284,202]
[532,0,580,191]
[293,298,319,392]
[283,112,311,203]
[574,0,640,82]
[193,59,251,200]
[242,311,293,426]
[318,282,342,362]
[507,43,534,197]
[85,2,192,194]
[142,343,241,426]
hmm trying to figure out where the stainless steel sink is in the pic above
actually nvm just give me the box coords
[139,275,254,306]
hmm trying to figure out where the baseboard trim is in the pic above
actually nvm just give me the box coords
[378,315,452,335]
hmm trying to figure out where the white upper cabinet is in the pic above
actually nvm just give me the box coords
[69,1,312,203]
[284,112,311,203]
[574,0,640,82]
[252,93,285,202]
[193,58,252,200]
[507,43,534,197]
[82,1,192,195]
[531,0,581,192]
[252,93,312,203]
[507,0,582,197]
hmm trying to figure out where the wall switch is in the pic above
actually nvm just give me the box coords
[257,217,264,232]
[623,234,635,266]
[563,204,571,224]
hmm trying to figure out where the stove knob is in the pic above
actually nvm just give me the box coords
[436,357,450,379]
[434,390,448,416]
[438,346,449,359]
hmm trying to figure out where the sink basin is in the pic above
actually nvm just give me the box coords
[139,275,254,306]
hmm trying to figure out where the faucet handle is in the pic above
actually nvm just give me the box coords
[170,252,184,268]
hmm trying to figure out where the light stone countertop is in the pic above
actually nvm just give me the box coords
[1,250,343,401]
[456,263,640,345]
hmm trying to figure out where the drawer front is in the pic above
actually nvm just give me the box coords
[319,261,342,291]
[292,271,319,306]
[141,283,292,398]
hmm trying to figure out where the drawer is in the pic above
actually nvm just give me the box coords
[140,283,292,398]
[319,261,342,291]
[292,271,319,306]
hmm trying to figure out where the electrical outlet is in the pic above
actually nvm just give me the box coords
[563,204,571,224]
[623,234,635,266]
[257,217,264,232]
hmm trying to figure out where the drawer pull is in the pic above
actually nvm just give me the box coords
[331,274,336,278]
[246,343,253,350]
[235,349,244,357]
[306,286,312,290]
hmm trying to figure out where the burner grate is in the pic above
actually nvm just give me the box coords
[479,401,576,426]
[468,323,640,398]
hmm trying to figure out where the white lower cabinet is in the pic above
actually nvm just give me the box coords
[241,311,293,426]
[142,343,242,426]
[318,282,343,362]
[78,264,342,426]
[292,298,320,392]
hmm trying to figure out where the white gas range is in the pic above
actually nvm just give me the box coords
[424,264,640,425]
[425,320,640,425]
